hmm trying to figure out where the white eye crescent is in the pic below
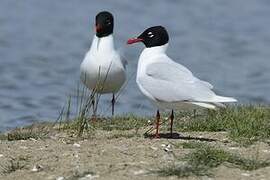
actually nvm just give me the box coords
[148,32,154,38]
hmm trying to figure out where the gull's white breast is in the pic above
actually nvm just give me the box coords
[80,35,126,94]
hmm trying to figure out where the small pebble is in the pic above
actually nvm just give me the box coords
[86,174,99,178]
[56,177,64,180]
[163,144,172,152]
[73,143,81,148]
[79,174,99,180]
[241,173,250,177]
[228,147,239,150]
[150,146,158,151]
[29,138,37,141]
[133,170,145,175]
[0,154,4,158]
[31,164,43,172]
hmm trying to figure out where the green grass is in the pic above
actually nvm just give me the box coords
[60,114,150,138]
[173,105,270,144]
[179,141,206,149]
[156,142,270,177]
[92,115,149,131]
[0,157,27,174]
[186,144,270,171]
[0,123,50,141]
[57,104,270,144]
[155,162,209,177]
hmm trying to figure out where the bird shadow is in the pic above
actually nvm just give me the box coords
[144,132,217,142]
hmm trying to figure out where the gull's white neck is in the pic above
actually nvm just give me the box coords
[142,43,168,55]
[137,43,169,77]
[90,34,115,53]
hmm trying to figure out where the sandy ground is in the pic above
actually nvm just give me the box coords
[0,129,270,180]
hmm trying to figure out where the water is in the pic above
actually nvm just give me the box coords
[0,0,270,131]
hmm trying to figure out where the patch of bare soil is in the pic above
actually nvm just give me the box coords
[0,129,270,180]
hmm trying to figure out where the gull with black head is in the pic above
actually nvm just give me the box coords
[127,26,237,138]
[80,11,126,116]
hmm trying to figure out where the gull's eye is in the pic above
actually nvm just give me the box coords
[148,32,154,38]
[106,19,111,25]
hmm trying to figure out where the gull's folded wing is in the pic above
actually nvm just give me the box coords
[139,61,231,103]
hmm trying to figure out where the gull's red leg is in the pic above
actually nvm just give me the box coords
[91,95,97,122]
[111,93,115,116]
[170,109,174,137]
[155,110,161,138]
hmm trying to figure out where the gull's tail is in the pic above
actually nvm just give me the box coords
[191,102,216,109]
[190,95,237,110]
[213,95,237,103]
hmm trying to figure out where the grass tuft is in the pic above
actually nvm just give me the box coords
[0,157,27,174]
[0,124,50,141]
[58,83,98,137]
[186,145,270,171]
[180,141,205,149]
[155,162,209,177]
[93,115,149,131]
[156,143,270,177]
